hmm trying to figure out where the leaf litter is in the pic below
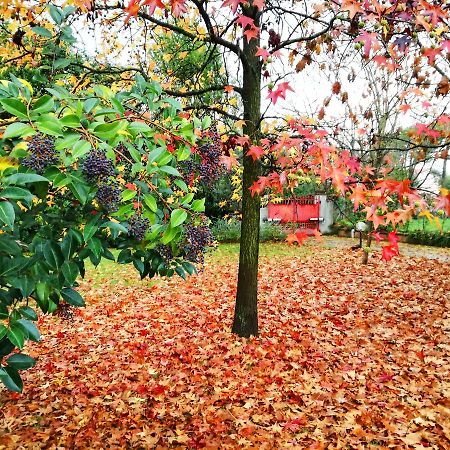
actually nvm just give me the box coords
[0,242,449,449]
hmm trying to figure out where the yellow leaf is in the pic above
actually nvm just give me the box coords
[0,156,19,171]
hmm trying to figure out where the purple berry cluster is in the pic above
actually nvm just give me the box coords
[197,127,223,185]
[156,244,174,262]
[95,182,121,212]
[179,127,223,186]
[128,215,150,241]
[82,149,115,182]
[22,134,58,173]
[184,224,214,264]
[179,158,196,185]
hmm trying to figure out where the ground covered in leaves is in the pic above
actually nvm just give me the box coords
[1,240,449,449]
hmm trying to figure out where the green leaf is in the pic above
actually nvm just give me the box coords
[174,179,188,192]
[68,180,89,204]
[93,121,125,140]
[160,226,177,245]
[160,165,181,177]
[101,221,127,234]
[175,266,186,280]
[61,261,79,284]
[1,187,33,204]
[202,116,212,129]
[182,261,197,276]
[6,353,36,370]
[5,173,48,185]
[191,198,205,212]
[0,324,7,339]
[49,5,63,24]
[61,288,85,307]
[0,304,7,320]
[43,241,64,269]
[121,189,137,202]
[55,133,81,151]
[0,235,21,255]
[35,281,49,305]
[0,366,23,392]
[16,319,40,342]
[60,114,81,128]
[32,26,53,38]
[111,97,125,115]
[0,201,15,229]
[84,98,99,113]
[36,117,63,136]
[117,249,132,264]
[148,147,165,163]
[128,122,152,134]
[170,209,188,228]
[177,146,191,162]
[83,219,99,242]
[0,256,29,278]
[143,194,157,212]
[13,277,34,298]
[87,237,102,259]
[71,140,91,158]
[7,324,25,349]
[61,230,78,260]
[3,122,34,139]
[53,58,71,69]
[0,99,28,120]
[32,95,54,113]
[19,306,38,321]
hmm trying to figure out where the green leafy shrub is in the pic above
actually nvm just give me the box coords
[260,223,288,242]
[211,219,241,242]
[406,231,450,247]
[211,219,287,243]
[0,75,213,391]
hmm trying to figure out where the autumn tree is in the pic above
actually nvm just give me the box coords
[2,0,450,340]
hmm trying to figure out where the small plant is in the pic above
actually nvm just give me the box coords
[211,219,287,243]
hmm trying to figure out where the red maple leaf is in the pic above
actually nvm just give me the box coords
[236,15,254,29]
[249,180,264,196]
[435,189,450,216]
[143,0,164,14]
[255,46,270,61]
[340,0,363,19]
[381,244,398,262]
[372,232,384,243]
[286,233,298,245]
[170,0,187,16]
[125,0,140,20]
[355,31,380,58]
[222,0,241,13]
[295,230,309,245]
[219,155,238,170]
[243,25,259,42]
[246,145,265,161]
[422,47,441,65]
[266,81,294,104]
[387,230,399,246]
[236,136,250,146]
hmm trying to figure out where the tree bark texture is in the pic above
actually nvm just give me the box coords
[232,9,262,337]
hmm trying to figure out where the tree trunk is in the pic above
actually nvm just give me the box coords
[232,9,261,337]
[362,223,373,265]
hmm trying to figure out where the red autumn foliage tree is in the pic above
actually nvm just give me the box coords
[4,0,450,338]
